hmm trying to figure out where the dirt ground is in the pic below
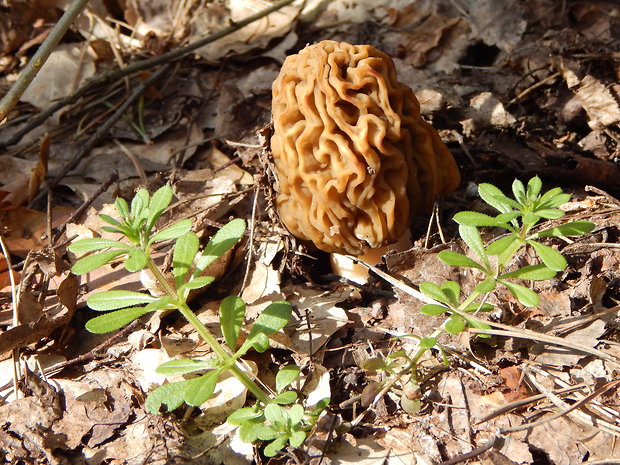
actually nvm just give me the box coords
[0,1,619,464]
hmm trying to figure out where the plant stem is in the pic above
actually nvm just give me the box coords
[0,0,91,121]
[146,259,271,404]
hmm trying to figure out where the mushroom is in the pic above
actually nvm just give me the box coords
[271,40,460,266]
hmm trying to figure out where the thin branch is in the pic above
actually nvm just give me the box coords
[0,0,296,148]
[28,63,171,208]
[0,0,91,121]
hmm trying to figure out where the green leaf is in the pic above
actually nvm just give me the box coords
[474,278,496,293]
[146,185,173,232]
[71,249,126,274]
[497,236,524,267]
[248,332,269,353]
[441,281,461,306]
[101,226,134,239]
[99,213,124,228]
[454,211,506,227]
[464,302,494,313]
[538,190,570,209]
[437,250,486,271]
[500,280,539,306]
[131,188,149,219]
[535,221,595,237]
[245,301,291,343]
[276,365,300,392]
[145,379,191,413]
[115,198,130,221]
[155,358,218,375]
[534,208,564,220]
[264,436,289,457]
[458,224,488,265]
[495,211,521,224]
[420,304,449,315]
[522,212,541,226]
[289,404,304,425]
[68,238,129,253]
[125,248,148,272]
[361,357,388,371]
[149,219,193,244]
[528,240,567,271]
[468,318,492,338]
[478,183,519,212]
[85,306,152,333]
[193,219,246,277]
[273,390,298,405]
[512,179,526,204]
[264,404,285,425]
[289,430,307,448]
[144,296,173,312]
[220,296,245,350]
[87,290,158,311]
[500,264,557,280]
[419,337,437,349]
[184,370,220,406]
[179,276,215,292]
[239,418,269,443]
[486,235,518,256]
[419,282,449,304]
[445,315,466,334]
[227,406,263,425]
[526,176,542,199]
[173,232,199,287]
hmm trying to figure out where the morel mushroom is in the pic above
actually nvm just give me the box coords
[271,40,460,256]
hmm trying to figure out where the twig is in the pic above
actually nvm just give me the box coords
[0,319,141,395]
[0,0,296,148]
[28,64,171,208]
[499,378,620,434]
[0,235,20,400]
[439,436,500,465]
[0,0,91,121]
[53,171,119,242]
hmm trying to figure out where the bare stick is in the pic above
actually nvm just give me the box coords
[0,0,91,121]
[28,64,171,208]
[0,0,296,148]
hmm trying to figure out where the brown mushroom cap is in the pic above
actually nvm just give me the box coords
[271,40,460,255]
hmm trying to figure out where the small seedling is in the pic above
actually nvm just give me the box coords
[363,177,594,406]
[68,185,327,456]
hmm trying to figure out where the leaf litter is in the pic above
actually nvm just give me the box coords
[1,0,620,464]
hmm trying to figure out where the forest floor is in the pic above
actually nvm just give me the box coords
[0,1,619,464]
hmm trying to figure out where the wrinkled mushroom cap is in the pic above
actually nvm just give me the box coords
[271,40,460,255]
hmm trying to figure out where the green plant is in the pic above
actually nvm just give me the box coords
[363,177,594,405]
[68,185,327,456]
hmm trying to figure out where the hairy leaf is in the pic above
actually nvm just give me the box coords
[125,248,148,272]
[528,240,567,271]
[220,296,245,350]
[501,280,539,306]
[87,290,158,311]
[155,358,218,375]
[500,264,557,280]
[184,370,220,406]
[276,365,300,392]
[85,306,152,333]
[438,250,485,271]
[173,232,199,287]
[459,225,488,265]
[146,380,191,413]
[535,221,595,238]
[149,219,192,244]
[68,238,129,254]
[71,249,126,274]
[193,218,246,276]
